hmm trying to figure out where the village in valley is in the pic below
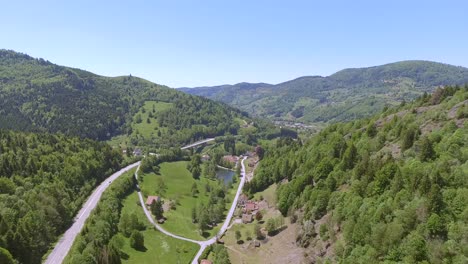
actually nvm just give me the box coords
[136,143,298,263]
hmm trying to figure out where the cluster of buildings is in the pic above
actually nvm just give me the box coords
[273,120,316,130]
[121,148,143,156]
[222,155,239,164]
[238,194,260,223]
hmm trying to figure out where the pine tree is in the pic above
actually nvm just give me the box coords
[419,136,435,161]
[235,230,242,242]
[191,206,197,223]
[130,230,144,250]
[342,142,358,170]
[150,200,164,219]
[191,182,199,196]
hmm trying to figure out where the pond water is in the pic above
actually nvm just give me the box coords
[216,168,236,185]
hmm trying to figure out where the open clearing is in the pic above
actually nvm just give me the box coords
[107,101,173,147]
[224,184,305,264]
[132,101,173,139]
[223,219,304,264]
[140,161,239,240]
[253,183,277,206]
[119,191,199,264]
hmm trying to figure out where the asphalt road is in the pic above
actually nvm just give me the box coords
[44,162,140,264]
[45,138,242,264]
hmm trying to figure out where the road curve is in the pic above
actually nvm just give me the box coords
[133,164,202,244]
[45,138,220,263]
[44,162,140,264]
[191,156,247,264]
[134,157,247,264]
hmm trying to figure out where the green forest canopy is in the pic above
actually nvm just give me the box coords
[0,49,248,145]
[0,130,122,264]
[246,85,468,263]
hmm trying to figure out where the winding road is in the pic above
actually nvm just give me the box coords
[134,156,247,264]
[45,139,246,264]
[44,162,141,264]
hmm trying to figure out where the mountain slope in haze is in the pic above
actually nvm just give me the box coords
[179,82,273,104]
[245,85,468,263]
[180,61,468,123]
[0,50,246,143]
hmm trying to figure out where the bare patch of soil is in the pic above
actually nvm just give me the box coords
[447,100,468,119]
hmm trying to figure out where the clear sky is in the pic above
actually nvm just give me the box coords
[1,0,467,87]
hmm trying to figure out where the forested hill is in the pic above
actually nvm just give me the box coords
[178,82,273,103]
[0,130,123,264]
[0,50,247,141]
[180,61,468,123]
[246,85,468,263]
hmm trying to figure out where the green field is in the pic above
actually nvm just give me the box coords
[132,101,173,139]
[108,101,173,148]
[253,183,277,205]
[119,191,199,264]
[140,161,239,240]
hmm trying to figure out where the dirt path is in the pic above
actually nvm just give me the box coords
[135,156,248,264]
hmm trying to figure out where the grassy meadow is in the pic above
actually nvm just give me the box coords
[140,161,239,240]
[119,191,199,264]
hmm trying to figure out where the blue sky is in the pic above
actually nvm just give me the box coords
[1,0,467,87]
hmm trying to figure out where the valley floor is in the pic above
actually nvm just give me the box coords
[119,192,199,264]
[139,161,240,240]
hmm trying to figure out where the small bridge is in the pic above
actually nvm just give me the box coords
[180,138,215,150]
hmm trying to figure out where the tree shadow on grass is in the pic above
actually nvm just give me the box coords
[267,225,288,237]
[135,246,147,252]
[201,231,211,238]
[120,251,130,260]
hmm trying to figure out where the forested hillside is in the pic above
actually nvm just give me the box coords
[246,85,468,263]
[178,82,273,102]
[118,97,249,150]
[0,50,247,144]
[181,61,468,124]
[0,130,122,264]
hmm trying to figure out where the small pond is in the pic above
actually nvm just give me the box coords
[216,168,235,185]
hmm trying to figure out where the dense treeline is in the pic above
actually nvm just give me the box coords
[124,101,251,150]
[157,96,243,142]
[247,85,468,263]
[65,170,136,263]
[139,149,186,173]
[0,130,122,264]
[244,137,302,193]
[0,50,249,144]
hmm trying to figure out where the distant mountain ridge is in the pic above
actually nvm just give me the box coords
[179,60,468,123]
[178,82,273,104]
